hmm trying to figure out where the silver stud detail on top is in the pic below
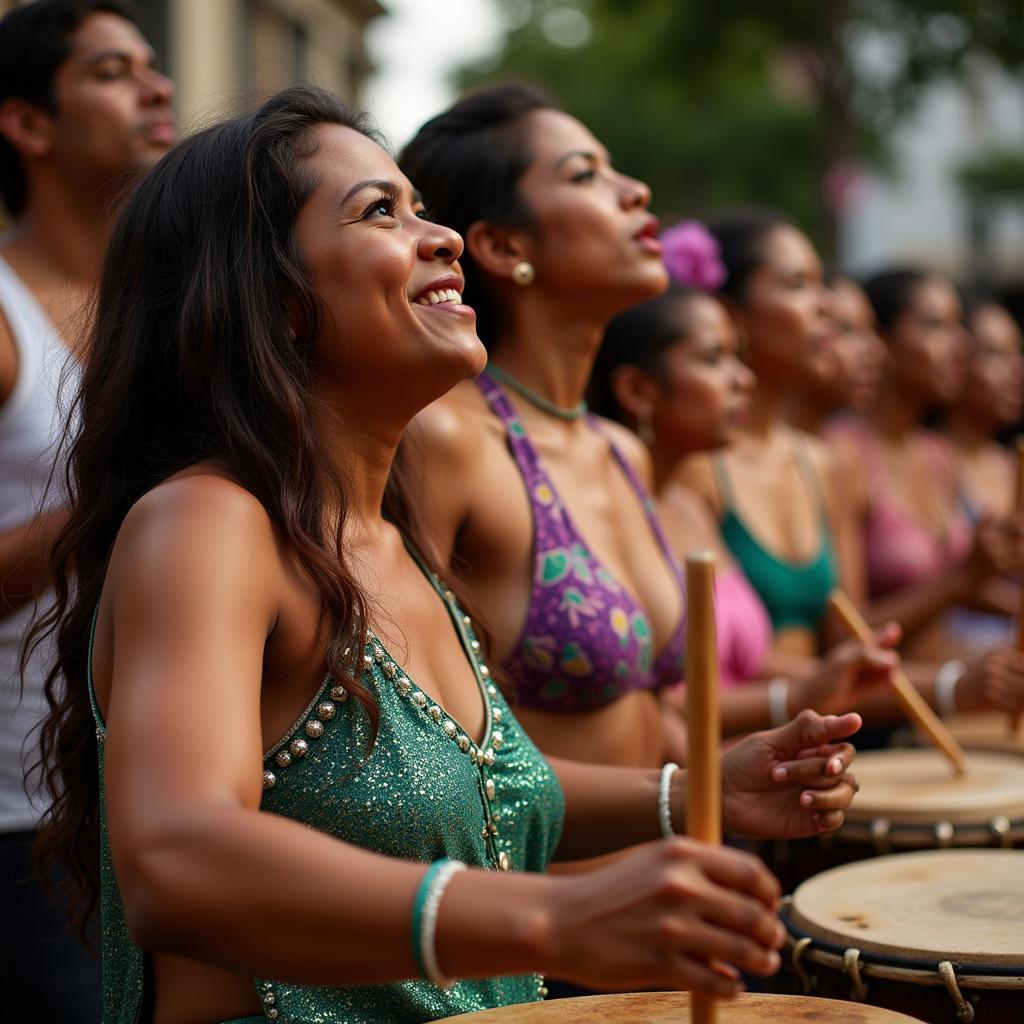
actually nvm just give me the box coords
[263,670,352,786]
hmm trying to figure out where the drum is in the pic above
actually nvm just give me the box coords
[941,714,1024,756]
[783,849,1024,1023]
[438,990,921,1021]
[838,748,1024,852]
[763,748,1024,892]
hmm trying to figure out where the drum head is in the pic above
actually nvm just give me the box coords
[439,991,921,1021]
[789,849,1024,966]
[844,748,1024,825]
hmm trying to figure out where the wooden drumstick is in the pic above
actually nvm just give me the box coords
[685,551,720,1024]
[828,590,969,775]
[1012,439,1024,734]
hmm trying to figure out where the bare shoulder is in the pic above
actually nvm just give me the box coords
[799,429,867,523]
[827,431,862,482]
[796,429,835,475]
[109,471,282,602]
[669,452,722,516]
[403,380,507,561]
[659,476,716,521]
[594,415,654,487]
[405,379,500,470]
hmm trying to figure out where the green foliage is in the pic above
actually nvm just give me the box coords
[958,147,1024,203]
[456,0,1024,252]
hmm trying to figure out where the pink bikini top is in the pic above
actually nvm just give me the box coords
[838,421,972,598]
[713,564,773,688]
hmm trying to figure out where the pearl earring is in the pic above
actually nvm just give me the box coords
[512,261,535,286]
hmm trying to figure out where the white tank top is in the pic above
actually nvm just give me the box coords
[0,253,79,832]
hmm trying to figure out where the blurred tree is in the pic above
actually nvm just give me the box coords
[457,0,1024,259]
[958,144,1024,284]
[958,147,1024,204]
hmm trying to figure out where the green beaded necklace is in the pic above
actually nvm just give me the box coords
[486,363,588,421]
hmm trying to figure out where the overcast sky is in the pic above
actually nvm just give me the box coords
[363,0,504,152]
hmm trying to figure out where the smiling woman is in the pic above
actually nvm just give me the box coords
[27,85,864,1024]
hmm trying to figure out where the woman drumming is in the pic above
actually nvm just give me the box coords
[399,85,689,768]
[940,297,1024,652]
[593,261,1024,731]
[944,298,1024,520]
[590,266,897,736]
[676,213,847,657]
[835,269,1024,660]
[29,88,861,1024]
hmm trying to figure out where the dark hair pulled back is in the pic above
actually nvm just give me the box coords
[705,210,788,305]
[589,287,704,423]
[860,268,934,335]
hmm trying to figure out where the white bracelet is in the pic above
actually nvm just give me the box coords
[768,677,790,728]
[934,660,966,719]
[420,860,466,988]
[658,762,680,838]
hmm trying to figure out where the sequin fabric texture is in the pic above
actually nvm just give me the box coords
[88,569,565,1024]
[476,372,686,712]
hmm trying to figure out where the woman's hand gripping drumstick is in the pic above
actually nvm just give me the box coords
[679,554,864,1017]
[829,589,969,775]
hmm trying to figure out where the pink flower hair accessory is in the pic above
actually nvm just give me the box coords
[660,220,727,291]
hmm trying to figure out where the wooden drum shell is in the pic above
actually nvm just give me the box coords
[781,850,1024,1024]
[760,748,1024,893]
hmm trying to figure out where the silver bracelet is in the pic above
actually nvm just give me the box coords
[934,659,966,719]
[658,762,680,838]
[768,676,790,728]
[420,860,466,988]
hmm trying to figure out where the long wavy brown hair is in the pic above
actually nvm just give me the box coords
[24,85,434,940]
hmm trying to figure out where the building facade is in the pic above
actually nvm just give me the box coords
[839,59,1024,285]
[0,0,385,129]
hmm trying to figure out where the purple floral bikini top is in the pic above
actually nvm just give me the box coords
[477,372,687,713]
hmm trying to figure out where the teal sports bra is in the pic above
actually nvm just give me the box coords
[712,443,838,633]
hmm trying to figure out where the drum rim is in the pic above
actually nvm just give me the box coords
[844,749,1024,825]
[438,989,928,1021]
[780,900,1024,980]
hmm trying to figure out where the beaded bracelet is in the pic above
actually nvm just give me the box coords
[767,676,790,729]
[411,859,466,988]
[658,762,680,838]
[934,659,966,719]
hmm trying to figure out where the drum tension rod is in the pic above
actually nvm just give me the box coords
[938,960,974,1023]
[990,815,1011,848]
[790,936,813,995]
[870,817,891,855]
[842,948,867,1003]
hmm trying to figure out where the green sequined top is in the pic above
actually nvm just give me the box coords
[88,557,565,1024]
